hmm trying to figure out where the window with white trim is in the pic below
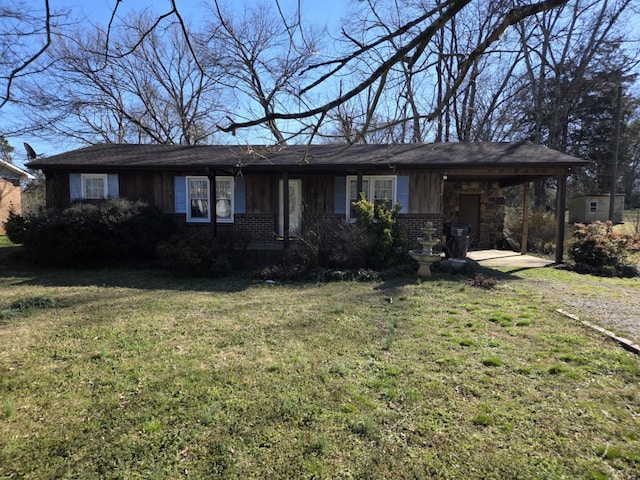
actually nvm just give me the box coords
[346,175,397,220]
[186,176,234,223]
[215,177,233,223]
[81,174,108,199]
[589,201,597,213]
[187,176,210,222]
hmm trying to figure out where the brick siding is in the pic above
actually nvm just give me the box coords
[0,179,22,235]
[170,211,445,254]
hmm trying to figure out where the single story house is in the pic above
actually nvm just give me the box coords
[0,159,35,234]
[26,142,589,262]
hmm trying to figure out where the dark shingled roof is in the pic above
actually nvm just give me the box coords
[27,141,589,171]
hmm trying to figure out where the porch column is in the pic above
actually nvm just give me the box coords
[356,171,364,202]
[555,171,568,264]
[283,171,290,249]
[207,169,217,238]
[521,182,530,255]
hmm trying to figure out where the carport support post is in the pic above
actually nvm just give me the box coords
[555,172,568,264]
[521,182,530,255]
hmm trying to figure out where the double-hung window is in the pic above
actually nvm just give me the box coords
[215,177,233,223]
[186,176,234,223]
[346,175,397,220]
[81,174,108,199]
[187,176,210,222]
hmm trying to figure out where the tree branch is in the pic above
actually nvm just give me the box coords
[0,0,52,109]
[218,0,568,136]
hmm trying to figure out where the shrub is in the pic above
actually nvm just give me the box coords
[504,208,556,254]
[1,295,56,320]
[157,233,232,277]
[568,221,640,275]
[299,216,373,270]
[352,195,407,269]
[22,199,174,265]
[3,208,27,244]
[10,295,55,311]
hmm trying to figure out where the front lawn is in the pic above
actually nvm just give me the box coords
[0,235,14,247]
[1,262,639,478]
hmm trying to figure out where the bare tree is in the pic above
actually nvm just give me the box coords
[202,0,323,145]
[513,0,638,207]
[12,0,633,153]
[1,1,53,110]
[19,11,226,145]
[310,0,565,145]
[216,0,569,140]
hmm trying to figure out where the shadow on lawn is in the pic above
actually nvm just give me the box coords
[1,247,540,294]
[374,261,545,293]
[0,248,253,293]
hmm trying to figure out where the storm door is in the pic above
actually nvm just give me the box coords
[279,179,302,237]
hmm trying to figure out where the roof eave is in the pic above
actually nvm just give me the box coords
[0,159,36,179]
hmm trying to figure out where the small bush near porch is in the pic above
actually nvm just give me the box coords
[1,258,639,478]
[568,221,640,277]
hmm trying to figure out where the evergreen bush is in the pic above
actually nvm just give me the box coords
[352,195,407,269]
[3,208,28,244]
[21,199,174,265]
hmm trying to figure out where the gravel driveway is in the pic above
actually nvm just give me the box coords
[533,277,640,347]
[468,250,640,348]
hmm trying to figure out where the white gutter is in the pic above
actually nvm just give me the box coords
[0,159,36,180]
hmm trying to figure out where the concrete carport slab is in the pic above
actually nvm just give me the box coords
[467,250,555,268]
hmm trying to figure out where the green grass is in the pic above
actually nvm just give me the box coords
[1,257,640,478]
[0,235,13,247]
[617,209,640,235]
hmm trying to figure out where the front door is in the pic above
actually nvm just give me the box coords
[279,179,302,237]
[458,194,480,246]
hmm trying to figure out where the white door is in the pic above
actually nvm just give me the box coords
[279,179,302,237]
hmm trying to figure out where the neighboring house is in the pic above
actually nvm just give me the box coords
[0,159,35,235]
[568,195,625,224]
[26,142,589,261]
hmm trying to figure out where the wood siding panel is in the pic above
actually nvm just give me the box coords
[110,172,171,212]
[48,170,70,210]
[119,172,155,204]
[245,173,335,215]
[246,175,277,214]
[406,170,442,213]
[156,173,173,212]
[303,175,334,214]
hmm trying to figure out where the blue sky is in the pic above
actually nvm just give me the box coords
[69,0,348,27]
[6,0,349,167]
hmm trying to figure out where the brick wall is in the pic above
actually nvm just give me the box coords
[0,179,22,235]
[170,211,448,254]
[170,213,280,249]
[397,214,444,250]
